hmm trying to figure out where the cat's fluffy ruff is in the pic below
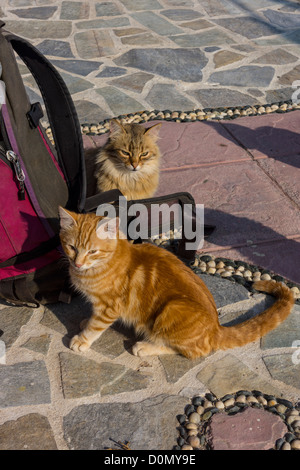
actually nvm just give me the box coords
[59,209,295,358]
[95,120,161,200]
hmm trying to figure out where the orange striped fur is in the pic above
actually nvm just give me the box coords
[95,120,161,200]
[59,209,295,358]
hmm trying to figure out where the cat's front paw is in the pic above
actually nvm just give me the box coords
[132,341,151,357]
[69,334,90,352]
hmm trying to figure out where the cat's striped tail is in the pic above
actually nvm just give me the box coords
[216,280,295,351]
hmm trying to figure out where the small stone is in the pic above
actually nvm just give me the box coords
[186,422,198,430]
[268,399,277,407]
[189,412,201,424]
[196,405,204,415]
[187,436,200,448]
[261,273,271,280]
[287,415,299,426]
[282,442,291,450]
[202,411,212,421]
[286,410,299,417]
[236,266,245,272]
[203,399,213,409]
[221,271,232,278]
[244,270,252,278]
[215,401,225,410]
[291,439,300,450]
[291,287,300,299]
[276,404,287,414]
[216,261,225,269]
[224,398,235,408]
[208,267,216,274]
[207,260,216,268]
[292,420,300,429]
[181,444,193,450]
[246,395,259,404]
[236,395,246,404]
[217,269,226,275]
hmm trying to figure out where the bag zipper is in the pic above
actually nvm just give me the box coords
[0,146,26,200]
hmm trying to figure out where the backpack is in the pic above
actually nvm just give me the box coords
[0,22,214,307]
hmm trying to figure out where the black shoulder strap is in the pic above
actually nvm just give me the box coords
[2,28,86,212]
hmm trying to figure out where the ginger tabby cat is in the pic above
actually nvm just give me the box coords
[95,120,161,200]
[59,208,294,358]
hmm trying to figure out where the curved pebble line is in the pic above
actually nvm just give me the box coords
[45,99,300,139]
[176,390,300,451]
[189,254,300,305]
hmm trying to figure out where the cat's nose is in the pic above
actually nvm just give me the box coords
[75,262,83,268]
[131,163,139,170]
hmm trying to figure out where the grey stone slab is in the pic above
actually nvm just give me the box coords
[74,30,117,59]
[261,305,300,350]
[119,0,162,11]
[254,29,300,46]
[213,17,280,39]
[263,353,300,390]
[253,48,298,65]
[161,9,202,21]
[197,354,282,397]
[76,18,130,29]
[111,71,154,93]
[22,334,51,355]
[209,65,275,87]
[121,32,162,46]
[4,20,72,39]
[96,86,144,116]
[91,325,127,358]
[36,39,74,58]
[63,394,187,450]
[146,83,195,110]
[0,306,34,349]
[159,354,205,383]
[132,11,182,35]
[74,100,108,123]
[42,296,92,336]
[51,59,102,76]
[180,19,213,30]
[265,87,294,103]
[0,414,57,450]
[60,72,94,94]
[189,89,258,108]
[59,353,148,398]
[0,361,51,408]
[95,2,122,16]
[96,66,126,77]
[197,274,249,309]
[279,64,300,86]
[170,29,236,47]
[115,48,208,82]
[11,6,57,18]
[263,9,300,29]
[60,1,89,19]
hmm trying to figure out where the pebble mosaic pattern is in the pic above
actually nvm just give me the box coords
[177,390,300,450]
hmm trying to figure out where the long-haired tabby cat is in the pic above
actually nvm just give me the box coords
[59,208,294,358]
[95,119,162,200]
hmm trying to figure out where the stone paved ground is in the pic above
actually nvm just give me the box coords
[0,0,300,452]
[2,0,300,121]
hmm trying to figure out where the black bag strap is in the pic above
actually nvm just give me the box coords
[1,26,86,212]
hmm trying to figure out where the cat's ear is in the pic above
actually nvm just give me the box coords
[109,119,125,135]
[144,123,161,140]
[59,206,77,229]
[96,217,120,240]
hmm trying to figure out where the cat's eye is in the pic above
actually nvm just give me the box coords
[88,249,97,254]
[140,151,149,158]
[68,245,76,252]
[120,149,130,157]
